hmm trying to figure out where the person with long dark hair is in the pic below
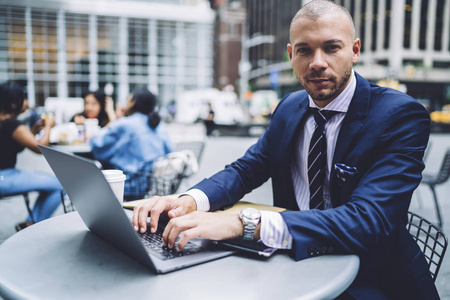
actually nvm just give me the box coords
[89,88,173,199]
[71,90,116,128]
[0,82,63,231]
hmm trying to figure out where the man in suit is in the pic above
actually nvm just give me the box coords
[132,0,438,298]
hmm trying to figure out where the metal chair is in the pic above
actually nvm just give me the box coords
[60,191,75,213]
[0,192,35,222]
[413,142,432,210]
[421,149,450,228]
[175,141,205,164]
[423,141,432,162]
[174,141,205,192]
[407,211,448,281]
[122,157,186,201]
[123,170,184,202]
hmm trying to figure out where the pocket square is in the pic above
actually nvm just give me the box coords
[334,163,358,182]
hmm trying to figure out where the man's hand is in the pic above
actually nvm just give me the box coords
[131,195,197,234]
[162,212,244,251]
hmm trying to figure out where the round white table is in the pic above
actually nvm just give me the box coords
[0,213,359,300]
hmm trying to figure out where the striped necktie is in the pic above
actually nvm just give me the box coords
[308,108,339,210]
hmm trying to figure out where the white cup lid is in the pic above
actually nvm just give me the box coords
[102,170,126,181]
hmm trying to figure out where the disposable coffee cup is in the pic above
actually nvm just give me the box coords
[102,170,126,203]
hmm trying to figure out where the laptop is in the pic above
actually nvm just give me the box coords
[39,145,236,274]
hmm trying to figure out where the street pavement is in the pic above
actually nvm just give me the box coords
[0,124,449,298]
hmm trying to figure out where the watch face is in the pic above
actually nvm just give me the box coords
[243,208,260,220]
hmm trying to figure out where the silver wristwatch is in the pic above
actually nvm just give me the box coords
[239,207,261,240]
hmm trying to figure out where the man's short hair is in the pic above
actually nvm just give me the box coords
[291,0,356,39]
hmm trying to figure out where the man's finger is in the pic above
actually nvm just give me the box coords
[132,204,141,231]
[177,227,202,251]
[163,216,196,249]
[136,197,159,233]
[136,204,151,233]
[167,205,186,219]
[148,197,173,233]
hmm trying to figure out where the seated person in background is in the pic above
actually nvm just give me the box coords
[0,82,64,231]
[71,90,116,128]
[90,88,173,200]
[131,1,439,299]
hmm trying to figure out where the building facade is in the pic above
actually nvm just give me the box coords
[0,0,214,108]
[244,0,450,111]
[211,0,245,92]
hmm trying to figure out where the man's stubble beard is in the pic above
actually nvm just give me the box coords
[297,67,352,102]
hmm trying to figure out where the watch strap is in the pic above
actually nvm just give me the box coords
[243,222,257,240]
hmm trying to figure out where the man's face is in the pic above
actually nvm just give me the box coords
[287,14,360,106]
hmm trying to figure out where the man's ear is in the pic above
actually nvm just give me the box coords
[287,43,293,64]
[352,38,361,64]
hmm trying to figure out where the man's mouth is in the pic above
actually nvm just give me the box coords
[309,78,330,87]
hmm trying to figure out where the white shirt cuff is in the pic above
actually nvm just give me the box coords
[260,211,293,249]
[181,189,210,212]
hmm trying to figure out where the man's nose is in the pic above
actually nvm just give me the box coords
[309,50,327,71]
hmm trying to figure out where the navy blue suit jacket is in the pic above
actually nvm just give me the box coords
[193,73,438,299]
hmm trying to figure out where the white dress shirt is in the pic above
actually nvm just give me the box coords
[185,71,356,249]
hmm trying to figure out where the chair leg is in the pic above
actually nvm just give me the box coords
[22,193,35,223]
[60,191,73,213]
[429,185,443,228]
[60,191,67,213]
[413,187,423,209]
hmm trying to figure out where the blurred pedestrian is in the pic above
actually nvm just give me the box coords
[0,82,64,231]
[203,102,215,136]
[71,90,116,128]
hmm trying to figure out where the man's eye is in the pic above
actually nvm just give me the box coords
[326,45,341,52]
[297,48,310,54]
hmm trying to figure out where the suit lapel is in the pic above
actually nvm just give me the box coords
[333,73,370,164]
[330,73,370,206]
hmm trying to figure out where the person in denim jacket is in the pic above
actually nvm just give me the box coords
[90,88,173,200]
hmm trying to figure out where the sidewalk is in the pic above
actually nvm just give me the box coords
[0,127,449,298]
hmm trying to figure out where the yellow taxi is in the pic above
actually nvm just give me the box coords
[430,105,450,124]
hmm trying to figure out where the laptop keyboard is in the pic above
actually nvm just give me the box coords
[139,230,203,261]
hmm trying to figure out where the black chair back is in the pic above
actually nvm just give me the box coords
[407,211,448,281]
[434,150,450,184]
